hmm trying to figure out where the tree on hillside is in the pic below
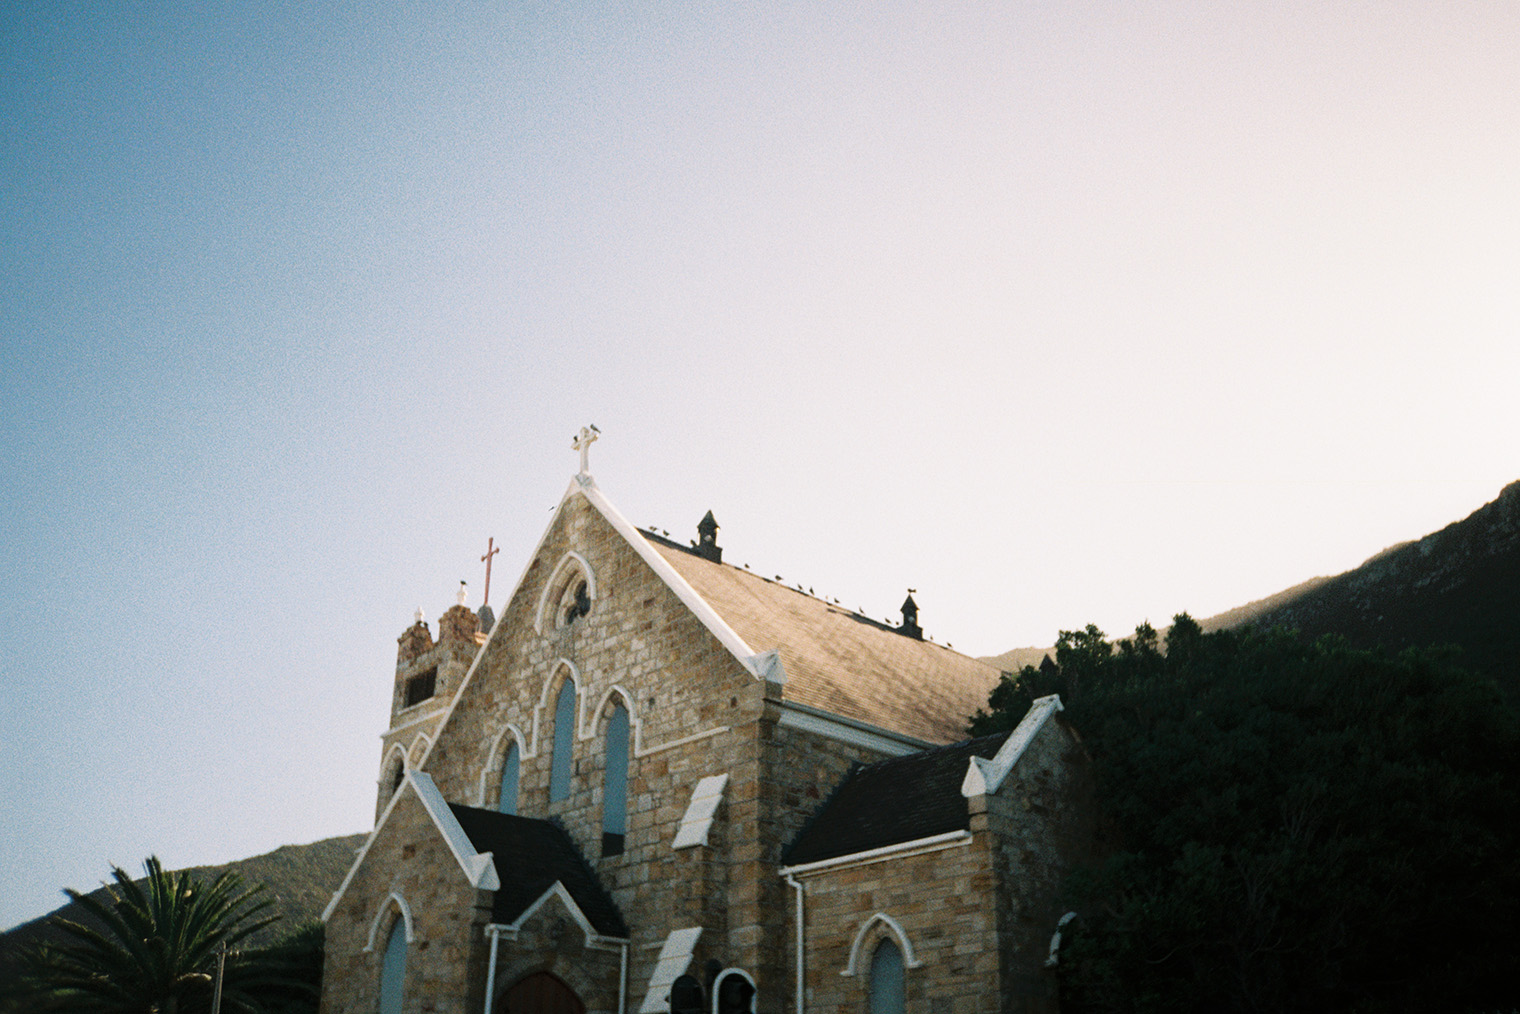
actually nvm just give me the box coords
[974,618,1520,1014]
[5,856,319,1014]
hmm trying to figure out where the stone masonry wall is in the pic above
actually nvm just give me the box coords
[792,838,1001,1014]
[758,710,897,1011]
[409,492,772,1011]
[322,788,494,1014]
[982,717,1094,1014]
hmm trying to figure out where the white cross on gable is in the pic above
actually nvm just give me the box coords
[572,425,600,475]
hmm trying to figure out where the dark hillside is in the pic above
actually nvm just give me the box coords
[985,481,1520,696]
[1235,480,1520,694]
[0,832,365,973]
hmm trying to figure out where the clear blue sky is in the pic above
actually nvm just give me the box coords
[3,1,1517,931]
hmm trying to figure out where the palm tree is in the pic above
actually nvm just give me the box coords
[12,856,285,1013]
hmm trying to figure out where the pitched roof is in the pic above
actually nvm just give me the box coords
[448,805,627,937]
[645,535,1003,743]
[783,731,1012,866]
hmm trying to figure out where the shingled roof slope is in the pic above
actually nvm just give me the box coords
[784,731,1012,865]
[448,804,627,936]
[647,537,1002,743]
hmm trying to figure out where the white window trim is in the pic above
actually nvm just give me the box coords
[474,724,528,807]
[364,892,415,951]
[710,969,757,1014]
[531,661,582,756]
[533,551,597,634]
[841,913,922,976]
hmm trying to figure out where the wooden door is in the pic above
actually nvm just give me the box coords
[497,971,585,1014]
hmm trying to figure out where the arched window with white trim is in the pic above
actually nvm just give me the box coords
[602,702,629,856]
[868,938,904,1014]
[378,915,407,1014]
[498,740,520,816]
[550,680,575,803]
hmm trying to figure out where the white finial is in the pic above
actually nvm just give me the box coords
[414,606,425,625]
[572,424,600,475]
[456,580,468,607]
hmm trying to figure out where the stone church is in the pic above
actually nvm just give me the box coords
[320,434,1093,1014]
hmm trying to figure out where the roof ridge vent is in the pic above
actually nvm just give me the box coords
[695,510,722,563]
[899,591,923,640]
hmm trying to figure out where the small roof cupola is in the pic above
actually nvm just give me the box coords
[899,591,923,640]
[695,510,722,563]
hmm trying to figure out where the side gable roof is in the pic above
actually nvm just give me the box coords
[322,770,497,923]
[782,730,1012,866]
[449,804,628,937]
[647,537,1003,743]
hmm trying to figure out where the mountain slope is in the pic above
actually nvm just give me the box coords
[0,832,366,972]
[1232,480,1520,692]
[984,481,1520,695]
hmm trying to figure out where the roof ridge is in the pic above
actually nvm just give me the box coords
[640,527,988,659]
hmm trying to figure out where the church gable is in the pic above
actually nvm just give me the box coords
[319,774,496,1014]
[322,439,1095,1014]
[417,481,762,813]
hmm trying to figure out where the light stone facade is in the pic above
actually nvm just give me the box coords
[320,472,1090,1014]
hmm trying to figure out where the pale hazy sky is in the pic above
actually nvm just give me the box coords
[2,2,1517,931]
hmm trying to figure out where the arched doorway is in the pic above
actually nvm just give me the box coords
[496,971,585,1014]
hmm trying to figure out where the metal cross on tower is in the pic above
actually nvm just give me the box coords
[480,537,499,606]
[572,424,600,475]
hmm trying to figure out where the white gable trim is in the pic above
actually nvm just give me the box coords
[961,694,1063,798]
[533,551,597,634]
[775,701,932,756]
[491,881,629,951]
[322,767,503,924]
[364,892,415,951]
[406,770,501,890]
[841,913,923,975]
[577,477,773,679]
[672,774,729,850]
[409,479,580,777]
[639,927,703,1014]
[406,732,433,761]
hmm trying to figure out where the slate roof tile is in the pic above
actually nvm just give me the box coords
[448,804,627,937]
[646,535,1002,744]
[783,731,1011,866]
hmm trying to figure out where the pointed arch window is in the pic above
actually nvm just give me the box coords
[378,917,407,1014]
[868,939,904,1014]
[550,681,575,803]
[498,741,520,816]
[602,703,629,856]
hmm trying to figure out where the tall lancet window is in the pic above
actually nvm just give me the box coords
[602,703,629,856]
[550,681,575,803]
[498,741,519,815]
[869,939,905,1014]
[378,917,407,1014]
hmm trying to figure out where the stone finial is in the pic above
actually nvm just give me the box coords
[414,606,425,625]
[899,591,923,640]
[696,510,722,563]
[456,580,468,607]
